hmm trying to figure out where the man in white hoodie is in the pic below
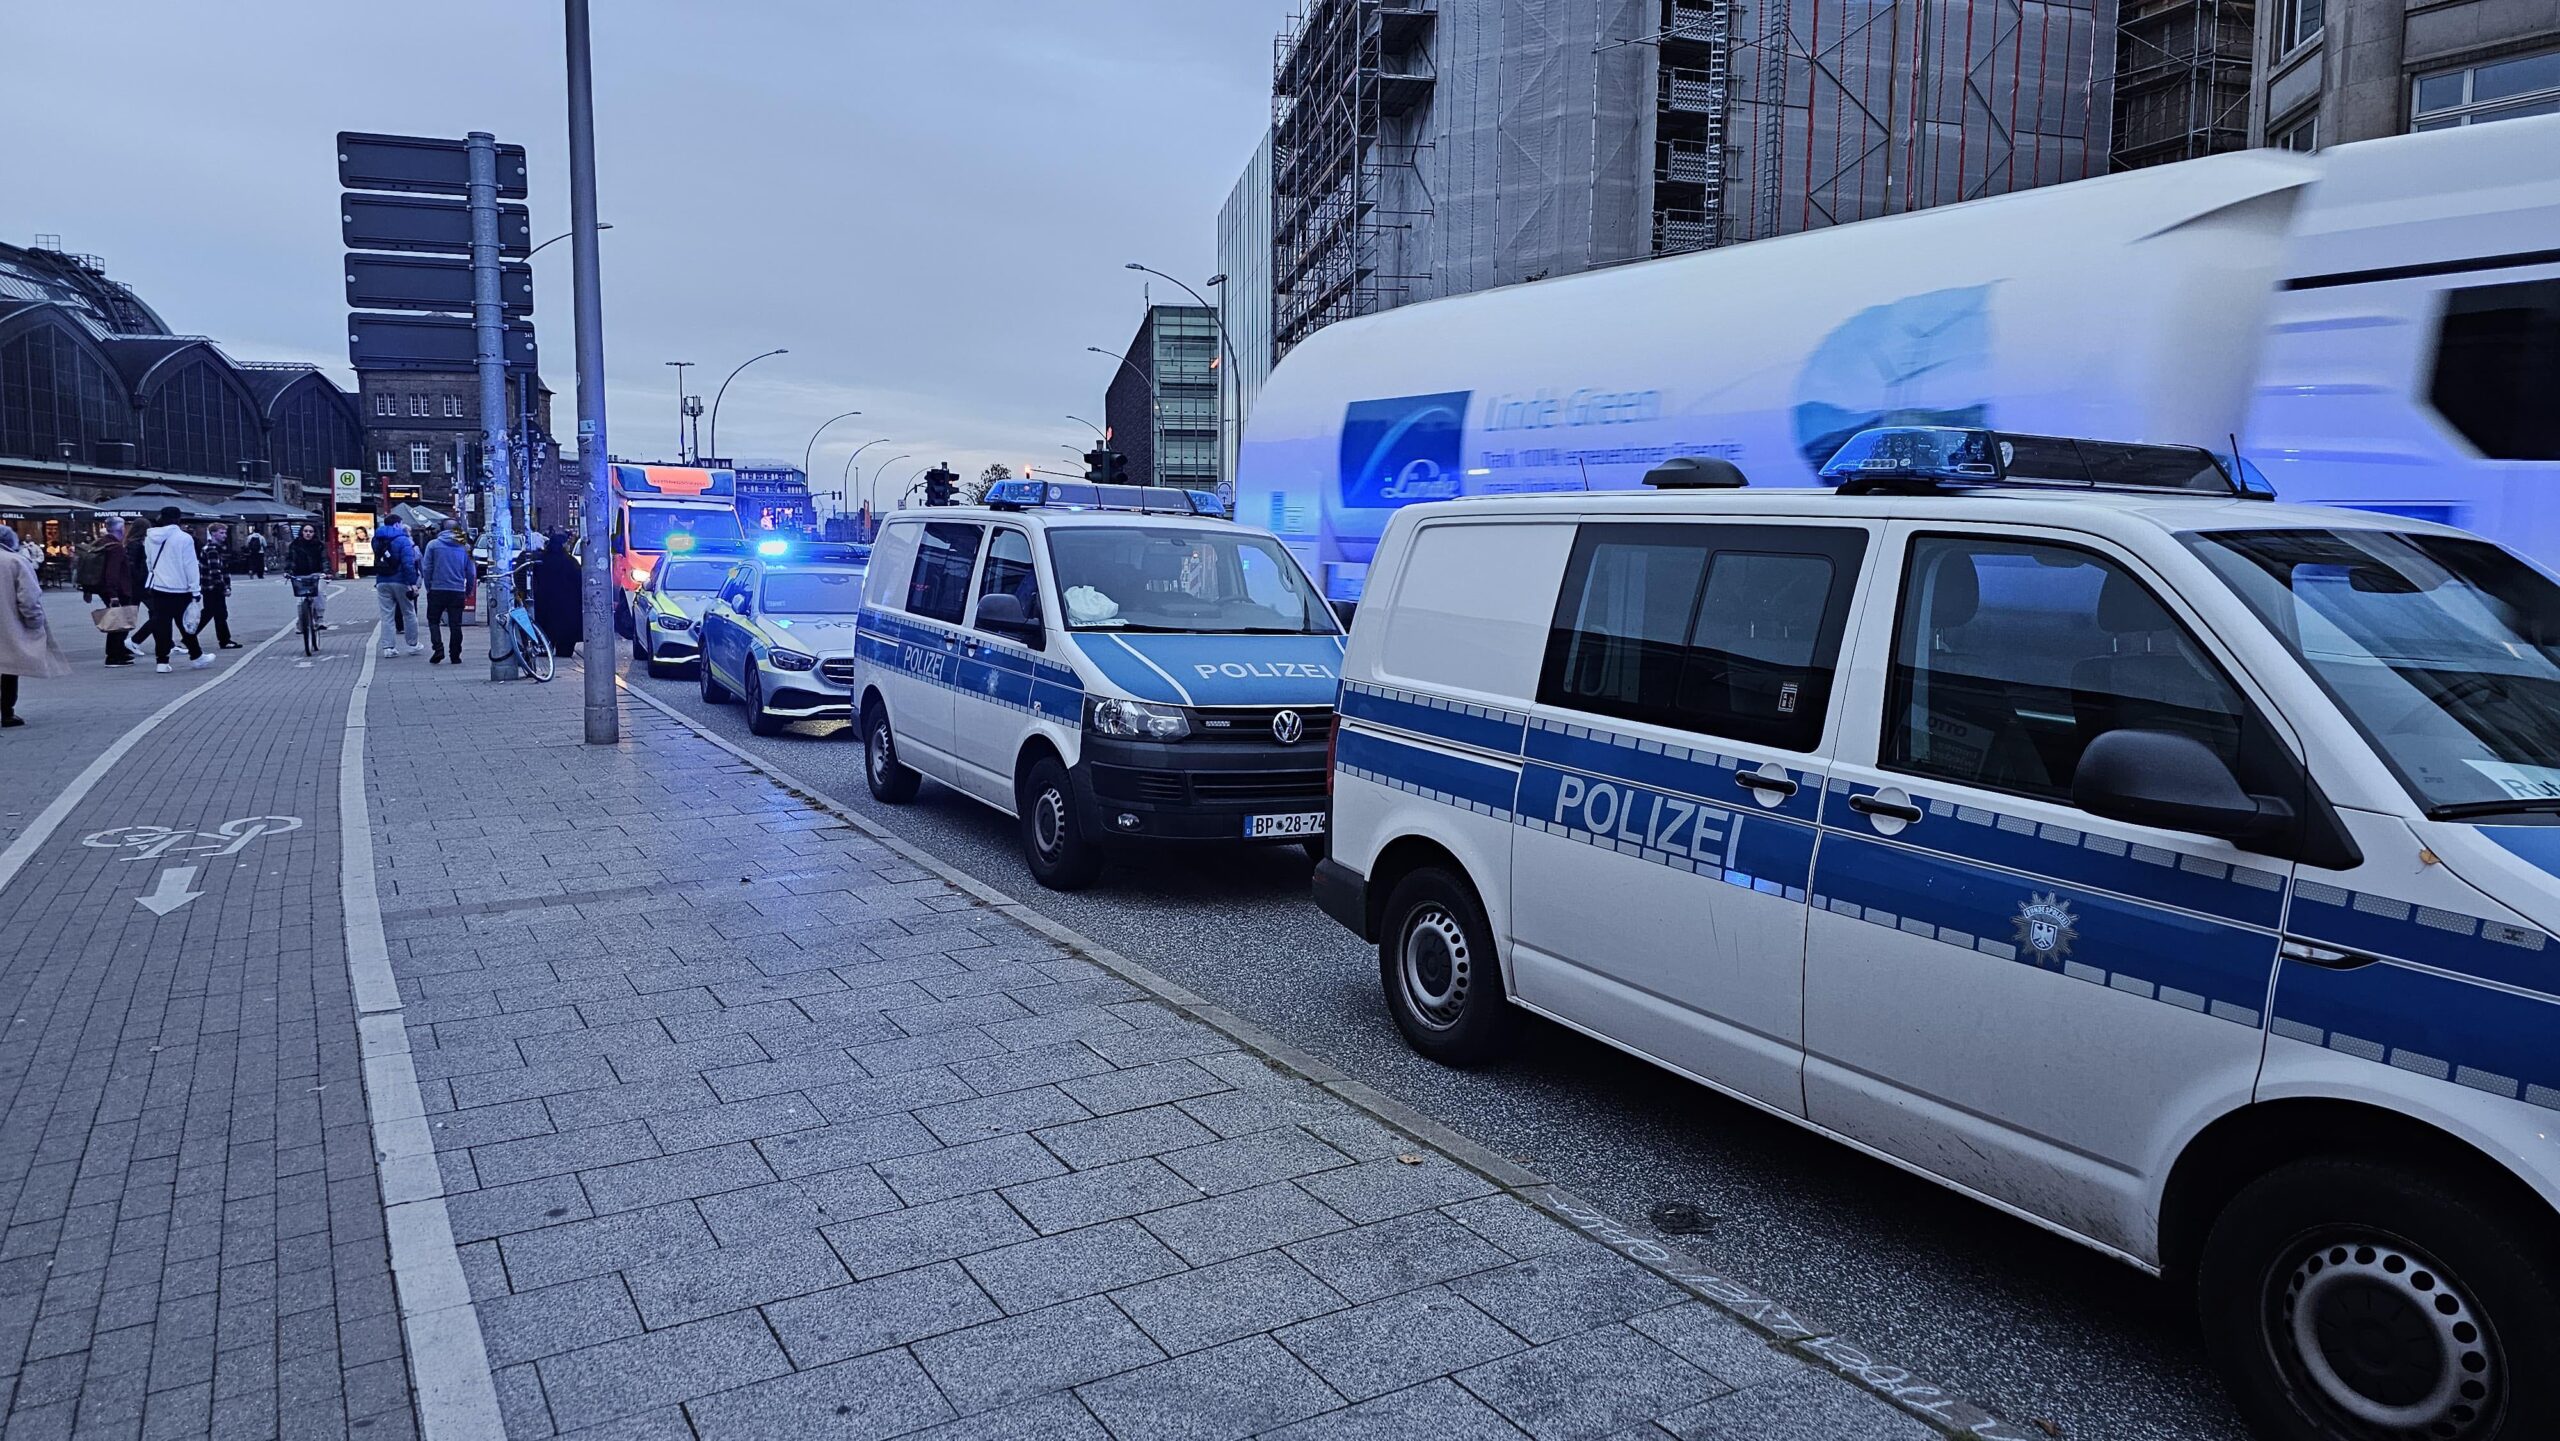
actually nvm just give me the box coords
[138,506,208,673]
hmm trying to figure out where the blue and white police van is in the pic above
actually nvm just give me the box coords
[853,481,1345,888]
[1316,427,2560,1441]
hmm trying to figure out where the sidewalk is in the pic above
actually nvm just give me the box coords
[3,611,1984,1441]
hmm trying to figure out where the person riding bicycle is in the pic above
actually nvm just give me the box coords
[285,523,328,629]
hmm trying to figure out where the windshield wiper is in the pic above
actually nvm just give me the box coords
[2426,798,2560,821]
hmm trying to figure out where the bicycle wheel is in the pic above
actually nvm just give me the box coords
[300,600,318,656]
[515,619,555,682]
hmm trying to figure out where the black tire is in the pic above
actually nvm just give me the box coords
[2197,1155,2558,1441]
[863,704,920,803]
[516,622,555,683]
[1017,755,1102,890]
[699,651,730,704]
[745,663,784,737]
[631,630,649,669]
[299,603,317,656]
[1376,867,1515,1067]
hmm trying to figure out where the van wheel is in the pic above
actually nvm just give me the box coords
[863,706,918,803]
[2197,1156,2555,1441]
[1377,867,1514,1067]
[1018,756,1102,890]
[745,664,785,737]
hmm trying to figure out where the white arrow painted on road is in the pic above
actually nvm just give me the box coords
[135,866,203,916]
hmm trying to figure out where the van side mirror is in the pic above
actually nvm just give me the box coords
[975,593,1044,648]
[2072,730,2293,850]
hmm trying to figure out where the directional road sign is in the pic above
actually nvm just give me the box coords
[341,193,532,257]
[345,254,533,316]
[349,313,538,371]
[337,132,529,199]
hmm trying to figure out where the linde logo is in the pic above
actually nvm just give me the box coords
[1192,661,1336,680]
[1552,775,1726,864]
[1339,392,1470,510]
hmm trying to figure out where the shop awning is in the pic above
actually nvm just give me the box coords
[0,483,102,516]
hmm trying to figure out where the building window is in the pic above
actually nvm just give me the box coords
[2274,0,2321,52]
[2428,279,2560,460]
[2273,114,2318,151]
[377,449,397,474]
[443,395,464,418]
[409,442,432,473]
[2413,49,2560,130]
[405,395,424,416]
[372,392,392,416]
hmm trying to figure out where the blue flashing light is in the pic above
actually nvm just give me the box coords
[756,538,789,557]
[1817,427,2000,486]
[1821,425,2261,499]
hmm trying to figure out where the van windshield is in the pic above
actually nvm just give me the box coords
[1047,526,1337,635]
[2188,528,2560,819]
[628,504,744,552]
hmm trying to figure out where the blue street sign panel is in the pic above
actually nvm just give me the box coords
[341,193,532,257]
[336,132,529,199]
[345,254,533,316]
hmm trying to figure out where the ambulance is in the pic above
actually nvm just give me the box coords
[607,463,748,636]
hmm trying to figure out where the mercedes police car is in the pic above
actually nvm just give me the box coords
[1317,427,2560,1441]
[629,544,746,677]
[854,481,1343,888]
[693,541,870,736]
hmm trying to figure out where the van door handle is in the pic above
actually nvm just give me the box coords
[1734,773,1798,798]
[1849,794,1924,824]
[2281,939,2378,970]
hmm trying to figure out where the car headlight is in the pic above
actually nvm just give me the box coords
[652,613,692,630]
[767,648,817,672]
[1087,697,1191,741]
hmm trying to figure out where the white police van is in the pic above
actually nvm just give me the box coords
[854,481,1345,888]
[1315,427,2560,1441]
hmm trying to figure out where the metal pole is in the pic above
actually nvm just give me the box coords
[665,361,693,463]
[864,453,910,526]
[469,132,520,681]
[567,0,617,743]
[800,411,863,486]
[706,348,787,465]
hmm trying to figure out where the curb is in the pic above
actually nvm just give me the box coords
[617,676,2038,1441]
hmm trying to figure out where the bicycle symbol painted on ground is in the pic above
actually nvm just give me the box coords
[81,815,306,861]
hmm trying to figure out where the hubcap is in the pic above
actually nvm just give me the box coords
[869,722,891,783]
[1397,906,1471,1031]
[2272,1232,2499,1438]
[1032,787,1068,859]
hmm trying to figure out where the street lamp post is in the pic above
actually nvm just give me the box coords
[663,361,693,463]
[864,453,911,522]
[799,411,863,484]
[840,438,889,536]
[705,348,788,465]
[567,7,620,740]
[1065,414,1105,440]
[1126,262,1242,494]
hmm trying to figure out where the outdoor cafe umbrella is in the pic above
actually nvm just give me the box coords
[110,483,225,522]
[218,489,315,522]
[0,482,102,517]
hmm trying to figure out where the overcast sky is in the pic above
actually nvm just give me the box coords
[6,1,1292,501]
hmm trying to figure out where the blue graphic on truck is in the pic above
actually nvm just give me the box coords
[1339,392,1470,510]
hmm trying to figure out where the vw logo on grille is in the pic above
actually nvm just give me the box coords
[1271,710,1306,745]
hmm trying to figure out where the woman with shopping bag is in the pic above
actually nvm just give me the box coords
[79,516,139,666]
[0,526,71,726]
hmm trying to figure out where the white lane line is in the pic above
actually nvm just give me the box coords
[336,624,504,1438]
[0,614,303,894]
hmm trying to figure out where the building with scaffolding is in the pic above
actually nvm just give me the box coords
[1262,0,2119,364]
[2110,0,2254,167]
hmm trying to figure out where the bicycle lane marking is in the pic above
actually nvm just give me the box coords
[335,626,506,1438]
[0,612,305,896]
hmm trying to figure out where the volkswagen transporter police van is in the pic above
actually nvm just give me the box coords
[1316,427,2560,1441]
[854,482,1345,888]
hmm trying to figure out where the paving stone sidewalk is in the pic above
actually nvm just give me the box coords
[364,653,1944,1441]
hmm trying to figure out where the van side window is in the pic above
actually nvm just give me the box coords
[1538,524,1863,751]
[1885,536,2250,803]
[977,529,1041,627]
[863,525,919,610]
[905,523,983,625]
[2428,278,2560,460]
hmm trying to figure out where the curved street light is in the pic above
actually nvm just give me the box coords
[800,410,864,482]
[864,453,912,519]
[840,437,891,491]
[1086,346,1149,392]
[706,348,789,464]
[1065,414,1104,440]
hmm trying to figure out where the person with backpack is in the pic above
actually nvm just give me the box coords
[136,507,206,673]
[371,513,422,657]
[77,518,138,666]
[419,521,477,665]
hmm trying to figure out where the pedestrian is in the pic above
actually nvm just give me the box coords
[531,529,583,659]
[370,512,423,657]
[420,520,476,665]
[198,523,240,649]
[285,522,329,629]
[0,526,71,726]
[77,517,138,666]
[244,529,267,579]
[136,507,207,673]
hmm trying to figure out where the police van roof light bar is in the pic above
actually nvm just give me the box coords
[1819,427,2270,500]
[983,479,1217,516]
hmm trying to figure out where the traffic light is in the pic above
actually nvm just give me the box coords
[922,464,958,507]
[1082,448,1107,483]
[1105,451,1130,484]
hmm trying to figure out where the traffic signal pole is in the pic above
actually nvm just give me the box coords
[566,0,618,743]
[468,133,521,681]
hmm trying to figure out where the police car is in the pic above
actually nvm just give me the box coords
[853,481,1344,889]
[1316,427,2560,1441]
[693,541,870,736]
[628,543,747,677]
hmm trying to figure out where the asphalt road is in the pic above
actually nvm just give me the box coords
[620,649,2253,1441]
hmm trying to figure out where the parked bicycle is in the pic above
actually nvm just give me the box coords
[501,553,554,682]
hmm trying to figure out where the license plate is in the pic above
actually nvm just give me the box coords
[1245,812,1327,839]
